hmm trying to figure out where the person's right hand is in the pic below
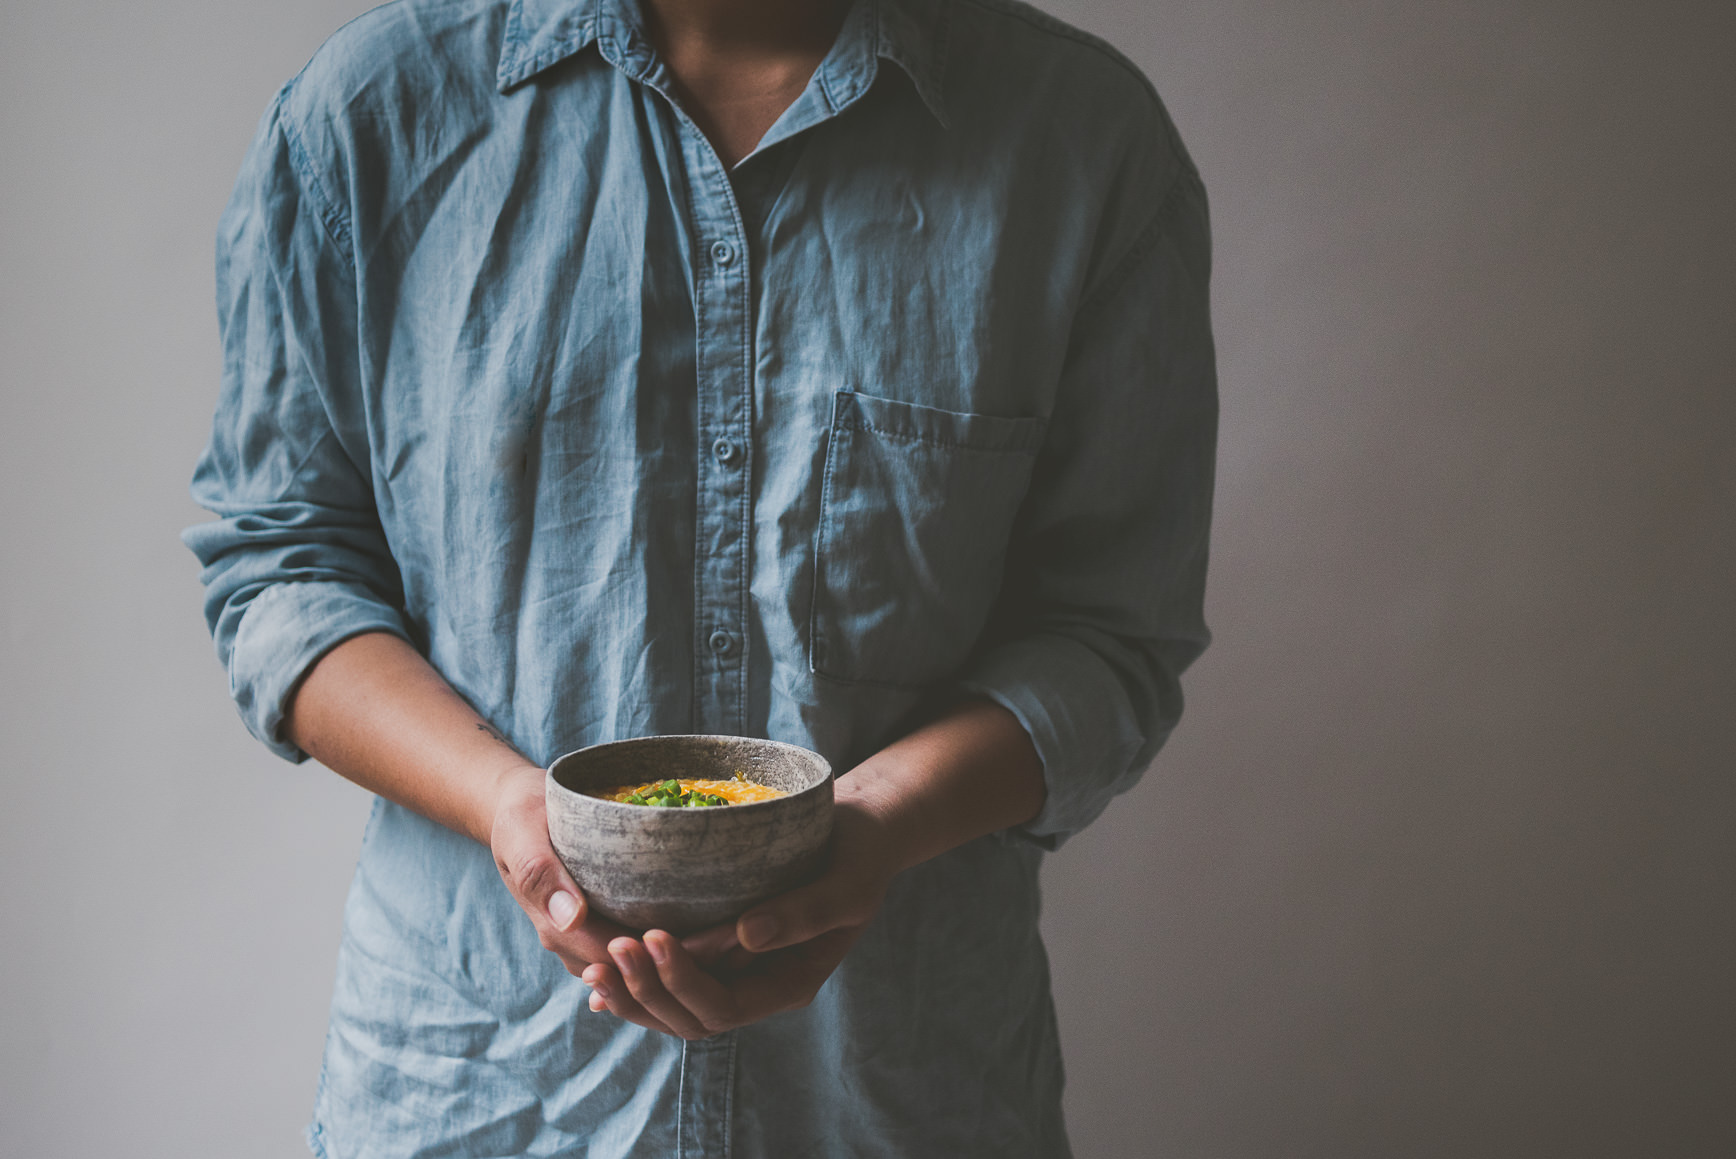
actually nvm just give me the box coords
[281,632,736,987]
[488,763,637,976]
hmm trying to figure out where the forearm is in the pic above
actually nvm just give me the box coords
[285,634,1042,863]
[838,697,1046,874]
[283,631,535,846]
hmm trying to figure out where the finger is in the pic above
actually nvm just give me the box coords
[580,962,620,1013]
[491,793,644,973]
[735,871,877,953]
[679,921,741,966]
[581,960,679,1034]
[535,910,641,984]
[678,925,759,976]
[644,930,741,1031]
[610,936,713,1040]
[491,795,587,936]
[727,927,860,1016]
[713,943,759,976]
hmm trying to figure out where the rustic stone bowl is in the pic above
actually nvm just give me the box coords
[546,735,834,934]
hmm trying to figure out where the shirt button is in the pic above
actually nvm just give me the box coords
[710,239,735,267]
[708,629,734,655]
[712,437,738,465]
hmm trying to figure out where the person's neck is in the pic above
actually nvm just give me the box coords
[641,0,847,60]
[640,0,851,168]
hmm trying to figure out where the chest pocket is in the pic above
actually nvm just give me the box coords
[809,391,1047,687]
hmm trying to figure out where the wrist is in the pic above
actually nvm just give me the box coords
[834,765,925,876]
[832,696,1044,874]
[478,757,545,846]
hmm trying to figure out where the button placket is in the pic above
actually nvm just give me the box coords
[672,111,754,741]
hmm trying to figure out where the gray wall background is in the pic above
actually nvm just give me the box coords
[2,1,1731,1155]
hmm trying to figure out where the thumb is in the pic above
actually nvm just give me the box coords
[735,869,879,953]
[492,798,588,933]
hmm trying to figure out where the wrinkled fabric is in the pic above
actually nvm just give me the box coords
[184,0,1216,1154]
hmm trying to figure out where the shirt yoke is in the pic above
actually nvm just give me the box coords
[944,0,1195,290]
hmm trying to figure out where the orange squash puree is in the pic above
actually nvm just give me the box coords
[589,775,787,806]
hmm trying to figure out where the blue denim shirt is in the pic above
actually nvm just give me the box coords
[185,0,1215,1154]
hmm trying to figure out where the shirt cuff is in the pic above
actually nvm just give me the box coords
[228,579,411,762]
[956,633,1146,850]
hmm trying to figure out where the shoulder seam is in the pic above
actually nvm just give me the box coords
[1077,162,1195,317]
[954,0,1162,113]
[277,80,358,274]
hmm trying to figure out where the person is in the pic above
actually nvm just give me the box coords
[184,0,1216,1153]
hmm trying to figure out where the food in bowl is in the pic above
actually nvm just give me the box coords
[589,772,788,808]
[546,734,833,932]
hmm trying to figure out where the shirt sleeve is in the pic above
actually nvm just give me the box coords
[958,163,1218,849]
[182,91,410,763]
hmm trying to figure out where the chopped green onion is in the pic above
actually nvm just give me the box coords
[616,780,736,807]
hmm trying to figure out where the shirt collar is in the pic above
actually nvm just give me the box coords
[495,0,949,126]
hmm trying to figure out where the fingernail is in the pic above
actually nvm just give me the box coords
[548,891,579,930]
[590,979,611,1000]
[646,935,668,965]
[610,939,637,971]
[740,914,780,949]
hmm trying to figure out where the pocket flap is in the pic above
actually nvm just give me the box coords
[833,392,1048,455]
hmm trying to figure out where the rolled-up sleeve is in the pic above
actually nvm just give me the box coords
[182,90,408,762]
[960,164,1218,848]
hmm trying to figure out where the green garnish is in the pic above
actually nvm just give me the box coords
[621,780,730,808]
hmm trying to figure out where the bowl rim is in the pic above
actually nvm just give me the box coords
[545,733,833,816]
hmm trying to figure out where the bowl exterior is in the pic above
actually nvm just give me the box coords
[545,736,833,933]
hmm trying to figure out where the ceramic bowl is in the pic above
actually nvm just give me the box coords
[545,734,834,934]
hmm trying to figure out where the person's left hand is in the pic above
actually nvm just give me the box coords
[579,798,900,1039]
